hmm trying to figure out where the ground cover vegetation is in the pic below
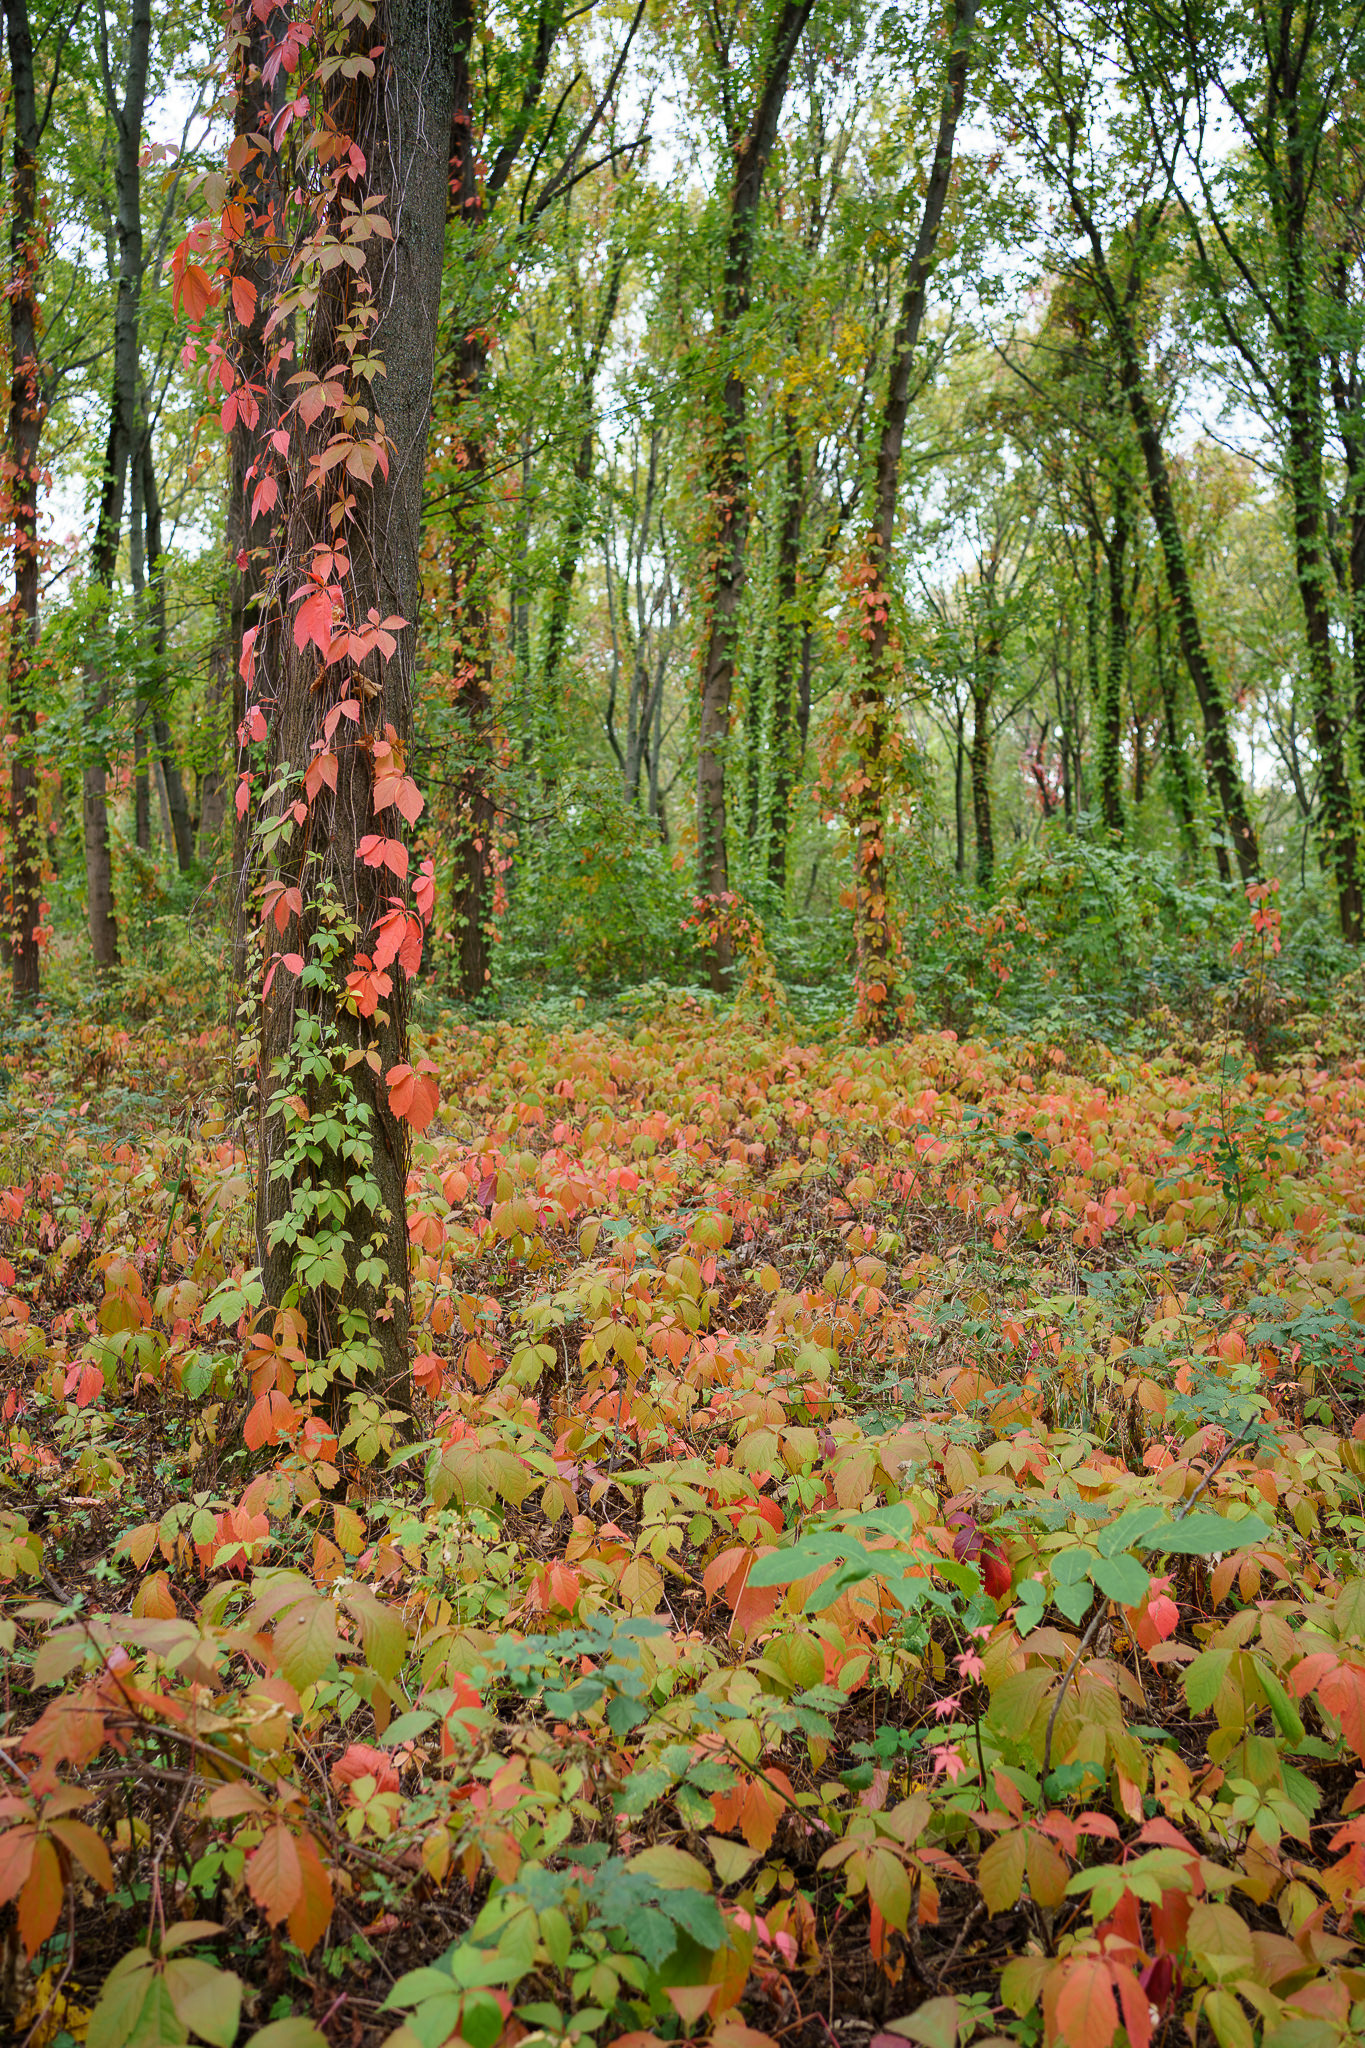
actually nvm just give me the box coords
[4,0,1365,2044]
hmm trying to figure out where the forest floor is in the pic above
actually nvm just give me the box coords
[2,991,1365,2048]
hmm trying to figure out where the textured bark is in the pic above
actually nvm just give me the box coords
[1281,83,1361,938]
[129,448,151,854]
[141,436,193,871]
[1067,195,1259,880]
[1327,321,1365,768]
[694,0,817,988]
[83,0,154,970]
[218,3,289,960]
[445,0,569,999]
[255,0,457,1398]
[445,73,495,1007]
[767,405,803,896]
[971,662,996,891]
[850,0,977,1030]
[1154,593,1200,863]
[1098,472,1130,837]
[540,244,626,712]
[4,0,44,998]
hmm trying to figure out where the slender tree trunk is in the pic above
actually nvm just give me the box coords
[446,0,497,1003]
[447,314,497,1003]
[1282,95,1361,938]
[1067,194,1259,879]
[768,404,803,896]
[83,0,154,971]
[850,0,978,1033]
[540,243,625,721]
[1327,286,1365,781]
[1153,589,1200,863]
[508,428,534,770]
[255,0,456,1404]
[129,448,151,854]
[141,436,193,871]
[1099,470,1130,837]
[971,669,995,891]
[953,698,966,874]
[4,0,44,999]
[695,0,817,988]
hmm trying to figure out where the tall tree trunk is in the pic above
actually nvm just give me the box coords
[1328,337,1365,789]
[1098,469,1130,837]
[1067,196,1259,880]
[446,0,498,1004]
[254,0,456,1407]
[694,0,818,989]
[83,0,154,971]
[1282,88,1361,938]
[141,436,194,871]
[1153,589,1200,864]
[129,439,152,854]
[444,0,583,999]
[4,0,45,999]
[768,402,803,896]
[540,243,626,718]
[849,0,978,1032]
[212,1,289,932]
[971,672,994,890]
[447,324,497,1002]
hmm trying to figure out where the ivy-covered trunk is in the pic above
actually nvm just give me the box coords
[215,0,290,957]
[768,403,804,898]
[971,669,994,891]
[850,0,978,1035]
[4,0,44,999]
[695,0,816,990]
[252,0,456,1429]
[1075,209,1259,882]
[1281,85,1361,940]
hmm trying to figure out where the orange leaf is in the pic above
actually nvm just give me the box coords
[304,751,338,801]
[244,1390,297,1450]
[246,1823,303,1927]
[332,1744,399,1795]
[1051,1957,1119,2048]
[356,834,408,880]
[18,1835,63,1957]
[292,586,334,655]
[231,274,258,325]
[386,1062,439,1134]
[287,1830,333,1953]
[0,1823,37,1905]
[176,260,217,324]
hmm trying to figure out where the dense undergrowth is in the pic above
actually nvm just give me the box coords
[3,900,1365,2048]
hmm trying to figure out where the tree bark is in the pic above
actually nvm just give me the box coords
[1098,470,1130,837]
[850,0,978,1032]
[211,1,290,941]
[1152,591,1199,863]
[83,0,154,971]
[1281,80,1361,938]
[4,0,45,998]
[694,0,818,989]
[254,0,457,1405]
[971,664,995,891]
[1067,194,1259,881]
[540,242,626,715]
[141,435,194,871]
[767,402,803,896]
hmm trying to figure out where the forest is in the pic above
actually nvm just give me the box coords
[3,0,1365,2045]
